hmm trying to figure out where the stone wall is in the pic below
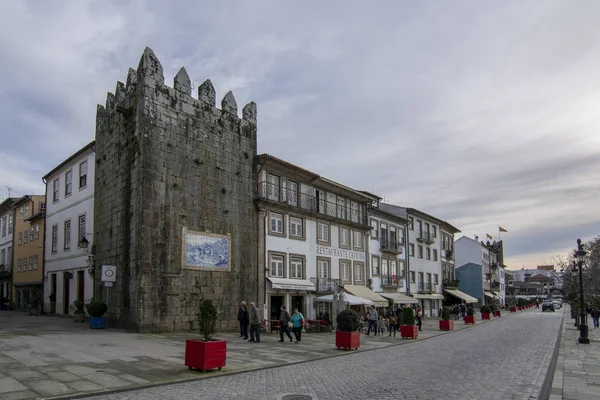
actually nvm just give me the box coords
[93,47,258,332]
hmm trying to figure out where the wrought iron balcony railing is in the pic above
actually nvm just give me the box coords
[380,275,404,287]
[444,249,454,260]
[380,238,403,254]
[442,279,459,288]
[418,282,438,293]
[258,181,367,226]
[310,277,341,293]
[417,230,434,244]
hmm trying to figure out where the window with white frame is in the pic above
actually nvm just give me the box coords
[390,260,397,276]
[65,170,72,196]
[354,262,364,282]
[19,207,23,218]
[29,227,33,241]
[418,245,423,258]
[433,249,438,261]
[289,217,303,238]
[53,179,59,202]
[24,204,29,217]
[409,217,414,230]
[64,220,71,250]
[381,258,389,276]
[371,256,380,275]
[79,160,88,188]
[432,226,437,238]
[434,273,439,285]
[341,261,351,281]
[317,259,330,278]
[287,180,299,206]
[24,257,28,271]
[426,247,431,260]
[78,215,86,242]
[35,224,40,240]
[317,222,329,243]
[353,231,363,249]
[18,231,22,245]
[370,219,379,239]
[336,196,346,219]
[1,216,5,237]
[29,256,34,271]
[270,254,284,277]
[409,243,414,257]
[339,227,350,247]
[269,212,284,234]
[417,220,422,233]
[51,225,58,253]
[290,256,303,279]
[8,214,12,234]
[17,259,21,272]
[267,173,280,201]
[410,271,416,283]
[23,230,28,244]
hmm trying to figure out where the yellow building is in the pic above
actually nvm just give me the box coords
[12,195,45,311]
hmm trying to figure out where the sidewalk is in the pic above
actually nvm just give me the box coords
[0,309,513,400]
[550,306,600,400]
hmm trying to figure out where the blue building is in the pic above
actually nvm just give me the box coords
[456,262,484,306]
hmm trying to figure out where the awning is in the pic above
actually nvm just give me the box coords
[484,291,495,299]
[315,293,373,306]
[444,289,478,304]
[343,285,389,306]
[492,291,503,300]
[380,292,418,304]
[411,294,430,299]
[430,294,445,300]
[267,277,316,291]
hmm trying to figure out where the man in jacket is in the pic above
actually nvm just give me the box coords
[237,301,249,339]
[591,308,600,329]
[248,302,261,343]
[278,305,293,342]
[366,305,378,335]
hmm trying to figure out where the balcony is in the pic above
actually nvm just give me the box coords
[418,282,438,293]
[310,277,340,293]
[444,249,454,260]
[416,230,434,244]
[380,238,403,254]
[381,275,404,287]
[491,281,501,290]
[491,262,499,270]
[442,279,460,289]
[258,181,367,226]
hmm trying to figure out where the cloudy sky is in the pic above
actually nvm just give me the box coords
[1,1,599,269]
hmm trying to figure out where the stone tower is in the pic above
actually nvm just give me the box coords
[93,47,258,332]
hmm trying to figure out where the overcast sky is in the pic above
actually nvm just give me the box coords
[1,1,599,269]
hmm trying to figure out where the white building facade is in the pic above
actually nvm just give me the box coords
[0,198,16,302]
[43,142,95,315]
[256,154,380,323]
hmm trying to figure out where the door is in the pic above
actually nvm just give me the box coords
[63,274,70,314]
[267,174,280,201]
[51,274,57,314]
[77,270,85,303]
[291,296,304,315]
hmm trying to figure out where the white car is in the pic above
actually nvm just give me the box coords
[553,301,561,309]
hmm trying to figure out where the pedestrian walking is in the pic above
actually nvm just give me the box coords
[237,301,249,339]
[388,312,397,337]
[591,308,600,329]
[396,306,404,326]
[377,314,385,336]
[460,303,467,318]
[366,305,378,335]
[248,302,261,343]
[416,307,423,331]
[290,307,304,343]
[278,306,294,342]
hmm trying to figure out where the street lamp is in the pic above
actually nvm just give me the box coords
[574,238,589,344]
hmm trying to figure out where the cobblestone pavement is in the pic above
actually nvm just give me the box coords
[83,308,563,400]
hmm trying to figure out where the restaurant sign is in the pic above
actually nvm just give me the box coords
[316,245,366,261]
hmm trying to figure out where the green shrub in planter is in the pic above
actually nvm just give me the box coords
[480,305,492,313]
[441,306,451,321]
[403,307,415,325]
[198,299,218,341]
[467,306,475,316]
[85,299,107,318]
[336,309,360,332]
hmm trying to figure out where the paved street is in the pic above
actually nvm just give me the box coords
[80,308,563,400]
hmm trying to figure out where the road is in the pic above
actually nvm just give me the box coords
[83,309,563,400]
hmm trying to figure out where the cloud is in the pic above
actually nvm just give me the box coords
[1,0,599,268]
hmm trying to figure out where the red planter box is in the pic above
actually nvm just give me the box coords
[510,307,517,313]
[494,310,501,317]
[464,315,476,324]
[400,325,418,339]
[439,320,454,331]
[335,331,360,350]
[481,312,491,320]
[185,339,227,371]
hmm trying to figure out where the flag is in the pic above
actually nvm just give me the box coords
[499,226,507,233]
[486,233,493,240]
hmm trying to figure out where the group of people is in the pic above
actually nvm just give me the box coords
[364,304,423,336]
[449,304,468,320]
[237,302,306,344]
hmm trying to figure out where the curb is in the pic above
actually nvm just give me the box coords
[48,311,514,400]
[539,309,565,400]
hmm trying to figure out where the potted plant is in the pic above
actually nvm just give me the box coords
[464,306,476,324]
[439,306,454,331]
[86,299,107,328]
[510,303,517,313]
[480,305,492,320]
[400,307,418,339]
[335,309,361,350]
[185,299,227,371]
[70,300,86,322]
[493,305,501,317]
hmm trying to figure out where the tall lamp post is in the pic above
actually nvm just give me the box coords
[575,239,589,344]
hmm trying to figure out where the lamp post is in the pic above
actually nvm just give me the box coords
[574,238,589,344]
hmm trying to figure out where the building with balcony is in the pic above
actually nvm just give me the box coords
[12,195,45,311]
[366,200,417,307]
[43,142,95,316]
[256,154,383,322]
[455,236,506,306]
[0,197,17,305]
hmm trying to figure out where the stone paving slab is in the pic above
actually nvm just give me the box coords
[0,309,518,400]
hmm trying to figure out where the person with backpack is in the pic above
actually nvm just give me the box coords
[290,307,305,343]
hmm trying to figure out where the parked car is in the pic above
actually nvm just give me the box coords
[553,301,562,309]
[542,301,555,312]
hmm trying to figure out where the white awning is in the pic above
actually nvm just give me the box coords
[343,285,389,306]
[430,293,445,300]
[411,294,430,299]
[380,292,418,304]
[444,289,478,304]
[492,291,503,300]
[267,277,316,291]
[315,293,373,306]
[484,291,495,299]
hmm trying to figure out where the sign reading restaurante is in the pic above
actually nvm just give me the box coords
[316,245,366,261]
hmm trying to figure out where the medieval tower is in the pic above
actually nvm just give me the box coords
[93,47,258,332]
